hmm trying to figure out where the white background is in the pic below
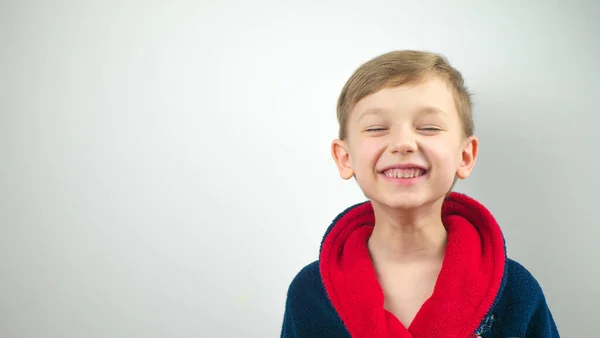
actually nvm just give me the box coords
[1,0,599,337]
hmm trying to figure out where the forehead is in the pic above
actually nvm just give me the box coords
[351,77,458,120]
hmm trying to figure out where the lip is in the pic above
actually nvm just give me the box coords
[378,163,428,173]
[380,170,427,186]
[378,164,428,186]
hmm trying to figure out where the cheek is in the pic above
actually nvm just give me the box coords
[425,140,462,169]
[353,139,383,169]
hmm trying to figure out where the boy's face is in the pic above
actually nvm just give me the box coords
[332,76,478,210]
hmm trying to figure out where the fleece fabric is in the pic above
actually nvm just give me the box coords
[281,192,559,337]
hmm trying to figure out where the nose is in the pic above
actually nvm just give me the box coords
[389,127,417,155]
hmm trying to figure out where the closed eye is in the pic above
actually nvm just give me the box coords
[366,128,387,132]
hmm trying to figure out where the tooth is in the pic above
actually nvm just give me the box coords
[385,169,428,179]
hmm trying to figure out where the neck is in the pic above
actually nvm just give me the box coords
[367,199,448,264]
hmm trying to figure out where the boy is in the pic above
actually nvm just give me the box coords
[281,50,559,337]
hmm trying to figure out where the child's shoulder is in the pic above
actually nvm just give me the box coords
[282,261,350,337]
[287,260,321,294]
[504,258,546,297]
[286,258,548,298]
[491,258,559,337]
[287,258,548,298]
[285,260,330,306]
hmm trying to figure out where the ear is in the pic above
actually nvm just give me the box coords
[456,135,478,179]
[331,139,354,180]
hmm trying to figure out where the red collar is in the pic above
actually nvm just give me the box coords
[319,193,506,337]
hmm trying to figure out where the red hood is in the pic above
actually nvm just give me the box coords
[319,192,507,337]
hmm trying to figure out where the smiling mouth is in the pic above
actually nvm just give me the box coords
[381,168,427,179]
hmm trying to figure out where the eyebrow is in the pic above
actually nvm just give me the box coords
[357,106,447,121]
[416,106,447,116]
[357,108,390,121]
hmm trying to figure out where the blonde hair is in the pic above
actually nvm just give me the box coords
[336,50,474,140]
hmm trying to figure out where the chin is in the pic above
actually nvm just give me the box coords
[382,198,429,211]
[369,191,445,211]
